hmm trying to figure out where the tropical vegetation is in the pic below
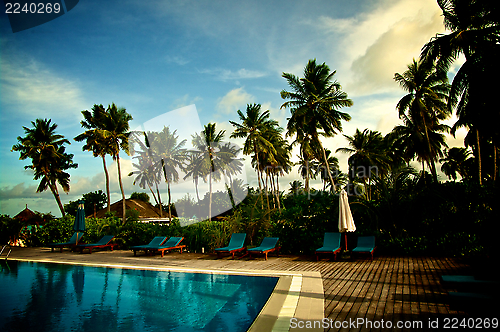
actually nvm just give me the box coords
[9,1,499,258]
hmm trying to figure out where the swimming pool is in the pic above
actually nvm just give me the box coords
[0,261,278,332]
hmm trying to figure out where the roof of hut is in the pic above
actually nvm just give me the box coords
[14,205,37,222]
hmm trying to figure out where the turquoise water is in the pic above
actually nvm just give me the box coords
[0,261,278,332]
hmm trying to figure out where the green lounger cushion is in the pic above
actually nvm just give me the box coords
[78,235,115,248]
[248,237,279,252]
[316,233,341,252]
[49,232,83,246]
[156,237,183,249]
[216,233,246,251]
[130,236,167,250]
[352,236,376,252]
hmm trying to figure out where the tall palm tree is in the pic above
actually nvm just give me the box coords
[251,124,291,209]
[219,142,244,207]
[229,104,278,193]
[101,103,133,224]
[440,147,472,180]
[281,59,353,192]
[191,123,226,221]
[421,0,499,184]
[289,129,317,194]
[12,119,78,216]
[128,131,163,216]
[394,58,451,181]
[337,129,390,199]
[388,113,449,180]
[183,152,206,204]
[148,127,187,220]
[75,104,112,212]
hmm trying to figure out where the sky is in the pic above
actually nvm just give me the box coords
[0,0,467,217]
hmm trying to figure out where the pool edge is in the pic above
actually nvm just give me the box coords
[7,255,325,332]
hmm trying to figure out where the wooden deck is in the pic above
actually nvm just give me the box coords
[4,248,474,331]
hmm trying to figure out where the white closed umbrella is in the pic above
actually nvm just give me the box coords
[338,189,356,251]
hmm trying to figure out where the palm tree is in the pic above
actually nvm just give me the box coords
[281,59,353,192]
[388,113,449,180]
[101,103,133,224]
[251,124,291,209]
[421,0,499,184]
[229,104,278,193]
[12,119,78,216]
[296,153,316,194]
[148,127,187,220]
[191,123,226,221]
[219,142,244,207]
[337,129,390,200]
[289,129,317,195]
[394,58,451,181]
[440,147,472,180]
[288,180,304,196]
[128,131,163,216]
[75,104,112,212]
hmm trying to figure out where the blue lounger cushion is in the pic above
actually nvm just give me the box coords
[130,236,168,250]
[216,233,246,251]
[248,237,279,252]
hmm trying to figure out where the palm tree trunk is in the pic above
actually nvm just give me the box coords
[304,159,310,194]
[476,128,482,185]
[102,155,111,213]
[156,184,163,218]
[116,153,126,224]
[167,180,172,221]
[420,110,438,182]
[194,179,201,220]
[317,138,337,192]
[146,182,161,217]
[48,179,66,217]
[275,173,281,210]
[253,144,262,190]
[253,144,264,209]
[265,171,270,210]
[209,169,212,221]
[494,143,498,182]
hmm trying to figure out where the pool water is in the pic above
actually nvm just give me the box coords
[0,261,278,332]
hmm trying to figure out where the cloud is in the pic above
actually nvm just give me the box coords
[200,68,267,81]
[170,94,203,110]
[0,57,87,120]
[313,0,446,96]
[216,87,254,115]
[164,55,190,66]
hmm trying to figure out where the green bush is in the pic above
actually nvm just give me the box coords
[17,181,499,258]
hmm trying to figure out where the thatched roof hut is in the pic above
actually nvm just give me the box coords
[14,205,37,222]
[94,199,175,222]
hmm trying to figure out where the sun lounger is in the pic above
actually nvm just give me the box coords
[351,236,376,260]
[215,233,247,258]
[146,237,186,257]
[48,232,84,252]
[130,236,168,256]
[315,232,342,261]
[76,235,117,254]
[248,237,280,260]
